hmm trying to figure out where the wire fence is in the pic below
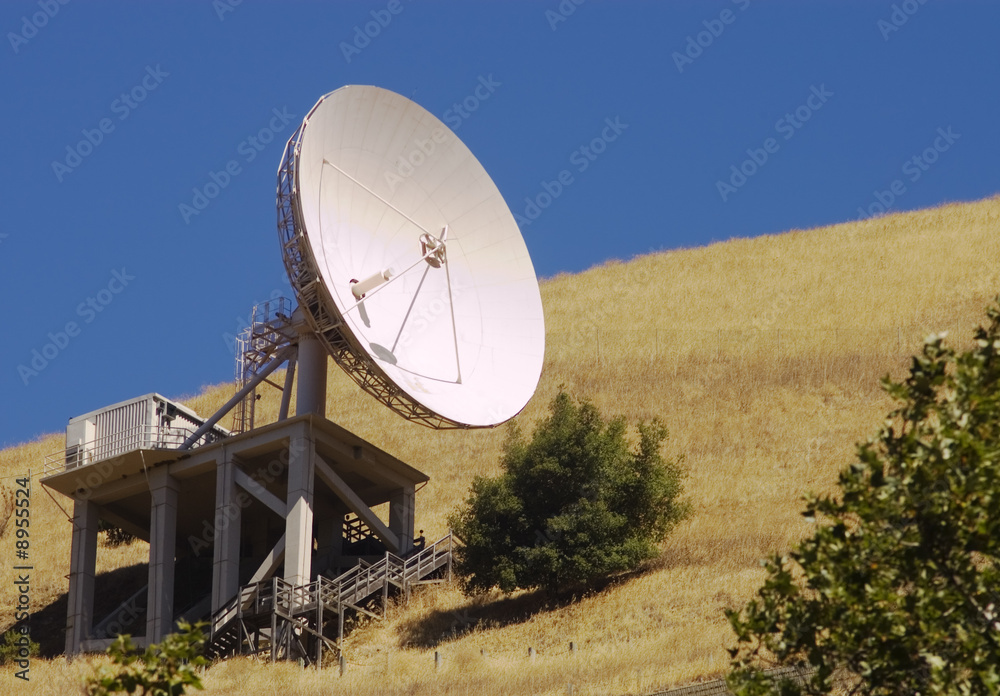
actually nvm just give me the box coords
[329,643,812,696]
[651,666,812,696]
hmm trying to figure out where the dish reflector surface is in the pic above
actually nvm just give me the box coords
[278,86,544,428]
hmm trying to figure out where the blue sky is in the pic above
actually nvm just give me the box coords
[2,0,998,449]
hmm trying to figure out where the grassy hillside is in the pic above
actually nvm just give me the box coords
[2,196,998,695]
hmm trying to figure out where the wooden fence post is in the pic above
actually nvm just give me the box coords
[270,577,278,664]
[382,551,389,614]
[337,599,344,649]
[316,588,323,667]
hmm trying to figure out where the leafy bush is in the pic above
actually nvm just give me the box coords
[727,301,1000,695]
[84,620,208,696]
[450,390,689,594]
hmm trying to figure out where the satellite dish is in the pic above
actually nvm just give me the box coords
[277,85,545,428]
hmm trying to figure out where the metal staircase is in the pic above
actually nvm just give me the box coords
[207,534,453,665]
[232,297,296,434]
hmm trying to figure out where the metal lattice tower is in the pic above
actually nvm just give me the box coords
[232,297,296,433]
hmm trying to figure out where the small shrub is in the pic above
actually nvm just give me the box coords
[99,519,136,547]
[84,620,208,696]
[0,629,39,665]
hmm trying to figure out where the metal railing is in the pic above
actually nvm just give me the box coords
[43,423,225,476]
[232,297,295,434]
[403,534,453,581]
[210,534,453,639]
[344,513,374,544]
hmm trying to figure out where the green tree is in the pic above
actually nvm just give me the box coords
[84,620,208,696]
[449,390,689,594]
[727,302,1000,696]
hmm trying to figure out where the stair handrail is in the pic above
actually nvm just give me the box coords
[208,534,454,649]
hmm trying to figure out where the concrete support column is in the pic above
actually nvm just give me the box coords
[146,470,179,643]
[390,485,416,555]
[65,497,99,654]
[283,428,314,586]
[296,333,327,418]
[211,453,242,613]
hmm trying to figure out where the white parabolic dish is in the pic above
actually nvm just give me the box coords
[277,85,545,428]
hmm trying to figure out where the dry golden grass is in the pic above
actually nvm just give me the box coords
[2,195,998,694]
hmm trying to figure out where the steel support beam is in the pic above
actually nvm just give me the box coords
[180,346,295,450]
[249,533,286,584]
[278,355,297,421]
[314,457,401,554]
[234,468,287,518]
